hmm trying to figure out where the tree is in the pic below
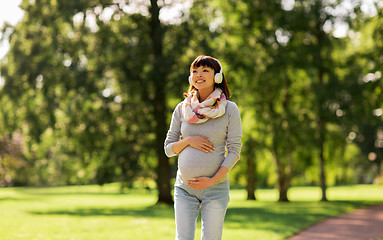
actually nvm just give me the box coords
[339,4,383,183]
[216,0,316,201]
[149,0,173,204]
[0,0,204,204]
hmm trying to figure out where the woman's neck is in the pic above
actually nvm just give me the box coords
[198,88,214,102]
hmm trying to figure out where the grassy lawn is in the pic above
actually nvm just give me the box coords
[0,184,382,240]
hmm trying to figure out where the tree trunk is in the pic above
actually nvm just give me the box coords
[282,75,292,202]
[272,134,289,202]
[275,155,289,202]
[269,100,289,202]
[149,0,173,204]
[314,1,328,202]
[246,139,256,200]
[153,80,173,204]
[319,119,327,201]
[246,157,256,200]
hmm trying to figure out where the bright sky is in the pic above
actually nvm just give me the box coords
[0,0,24,59]
[0,0,23,27]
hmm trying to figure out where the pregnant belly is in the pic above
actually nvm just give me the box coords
[178,146,224,181]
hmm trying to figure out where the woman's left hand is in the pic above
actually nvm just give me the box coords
[187,177,216,190]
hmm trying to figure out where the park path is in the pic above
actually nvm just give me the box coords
[287,203,383,240]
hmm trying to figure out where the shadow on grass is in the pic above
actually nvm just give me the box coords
[29,204,174,219]
[17,188,155,196]
[225,201,370,236]
[29,200,371,232]
[0,197,27,201]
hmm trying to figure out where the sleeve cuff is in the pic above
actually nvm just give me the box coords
[222,154,240,171]
[165,143,177,158]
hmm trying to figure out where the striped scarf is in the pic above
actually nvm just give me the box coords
[182,89,227,124]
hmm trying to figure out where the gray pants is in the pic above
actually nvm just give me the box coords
[174,181,230,240]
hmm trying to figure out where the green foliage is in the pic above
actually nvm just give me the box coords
[1,0,180,189]
[0,0,382,197]
[214,0,383,196]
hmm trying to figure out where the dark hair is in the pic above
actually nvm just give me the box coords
[184,55,231,99]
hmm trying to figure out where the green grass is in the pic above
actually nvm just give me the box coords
[0,184,382,240]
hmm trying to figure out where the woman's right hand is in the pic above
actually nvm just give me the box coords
[187,136,215,153]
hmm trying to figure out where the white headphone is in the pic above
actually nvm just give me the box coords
[213,58,223,84]
[189,58,223,84]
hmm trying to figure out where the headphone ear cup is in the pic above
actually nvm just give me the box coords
[215,73,223,83]
[213,58,223,83]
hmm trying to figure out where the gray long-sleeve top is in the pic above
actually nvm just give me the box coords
[164,100,242,186]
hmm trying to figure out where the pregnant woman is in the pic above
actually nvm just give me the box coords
[164,55,242,240]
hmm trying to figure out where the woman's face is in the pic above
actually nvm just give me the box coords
[190,66,215,92]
